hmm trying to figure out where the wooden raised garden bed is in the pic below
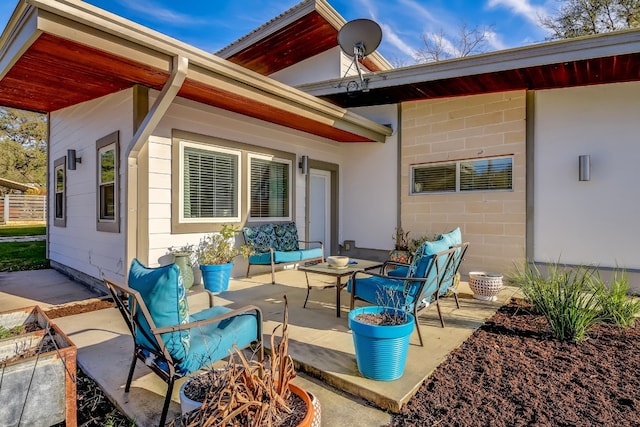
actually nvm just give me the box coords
[0,305,77,427]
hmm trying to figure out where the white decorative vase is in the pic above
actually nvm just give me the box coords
[469,272,504,301]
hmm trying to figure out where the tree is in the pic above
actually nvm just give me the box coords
[541,0,640,39]
[0,107,48,187]
[416,23,494,63]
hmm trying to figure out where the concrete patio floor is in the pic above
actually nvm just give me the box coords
[0,268,518,426]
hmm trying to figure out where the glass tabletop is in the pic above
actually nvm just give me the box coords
[298,258,383,276]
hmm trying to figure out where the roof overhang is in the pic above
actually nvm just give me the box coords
[216,0,391,75]
[0,0,391,143]
[298,29,640,107]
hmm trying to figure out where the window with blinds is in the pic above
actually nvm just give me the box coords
[249,155,291,220]
[98,144,116,221]
[182,144,240,221]
[412,156,513,194]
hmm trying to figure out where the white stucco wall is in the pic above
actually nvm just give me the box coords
[146,93,352,275]
[343,104,398,250]
[48,87,395,282]
[534,82,640,270]
[48,89,133,280]
[269,47,363,87]
[269,47,343,86]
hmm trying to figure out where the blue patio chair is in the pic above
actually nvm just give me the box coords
[387,228,468,300]
[104,259,263,426]
[349,242,463,347]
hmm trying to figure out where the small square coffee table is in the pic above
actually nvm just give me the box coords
[298,258,384,317]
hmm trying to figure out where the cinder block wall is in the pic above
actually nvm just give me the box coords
[400,90,527,277]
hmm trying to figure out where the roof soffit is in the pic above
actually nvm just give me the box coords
[217,0,391,75]
[0,0,390,142]
[298,28,640,106]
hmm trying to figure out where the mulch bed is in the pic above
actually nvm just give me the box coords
[44,299,114,319]
[389,299,640,427]
[44,297,640,426]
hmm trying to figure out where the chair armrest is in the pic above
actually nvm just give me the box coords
[153,305,263,335]
[382,260,410,274]
[352,270,429,284]
[297,239,323,249]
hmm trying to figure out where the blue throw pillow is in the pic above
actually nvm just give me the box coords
[243,223,276,253]
[274,222,300,251]
[410,238,451,278]
[439,227,461,247]
[128,258,190,361]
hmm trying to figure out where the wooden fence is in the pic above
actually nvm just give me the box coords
[0,195,46,224]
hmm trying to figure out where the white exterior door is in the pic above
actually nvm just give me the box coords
[309,169,331,257]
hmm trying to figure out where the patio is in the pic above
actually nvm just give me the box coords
[58,270,514,421]
[0,268,517,426]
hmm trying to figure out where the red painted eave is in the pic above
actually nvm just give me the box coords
[221,10,386,76]
[0,34,378,142]
[0,34,168,113]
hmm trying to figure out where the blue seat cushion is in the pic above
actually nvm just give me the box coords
[274,222,300,251]
[179,306,259,374]
[128,259,190,361]
[387,266,409,278]
[348,275,418,309]
[243,224,276,253]
[274,250,303,263]
[248,252,273,265]
[248,247,322,265]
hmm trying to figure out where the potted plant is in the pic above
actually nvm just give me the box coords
[348,292,414,381]
[389,226,411,263]
[196,224,250,292]
[171,296,320,426]
[168,244,195,290]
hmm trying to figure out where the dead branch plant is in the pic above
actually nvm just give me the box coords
[169,296,296,427]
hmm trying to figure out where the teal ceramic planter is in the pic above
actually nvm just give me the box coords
[173,252,194,290]
[199,263,232,292]
[348,306,414,381]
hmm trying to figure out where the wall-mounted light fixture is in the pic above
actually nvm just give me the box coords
[578,155,590,181]
[299,155,309,175]
[67,149,82,170]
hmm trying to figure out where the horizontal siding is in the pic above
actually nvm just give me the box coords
[48,89,133,280]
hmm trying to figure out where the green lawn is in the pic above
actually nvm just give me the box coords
[0,224,46,237]
[0,225,48,271]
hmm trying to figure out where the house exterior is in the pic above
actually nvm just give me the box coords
[1,0,639,290]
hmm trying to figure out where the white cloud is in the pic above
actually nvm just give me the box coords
[423,32,458,58]
[353,0,421,62]
[380,22,420,60]
[485,29,508,51]
[487,0,551,27]
[116,0,204,26]
[397,0,438,25]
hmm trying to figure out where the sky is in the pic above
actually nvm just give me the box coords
[0,0,557,65]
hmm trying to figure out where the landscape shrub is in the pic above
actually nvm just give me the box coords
[510,261,601,341]
[594,269,640,327]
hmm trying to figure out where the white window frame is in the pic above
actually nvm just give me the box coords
[96,131,120,233]
[98,144,117,222]
[411,156,513,195]
[247,153,292,222]
[179,140,242,224]
[53,157,66,227]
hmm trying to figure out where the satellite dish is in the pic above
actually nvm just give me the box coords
[337,19,382,93]
[338,19,382,58]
